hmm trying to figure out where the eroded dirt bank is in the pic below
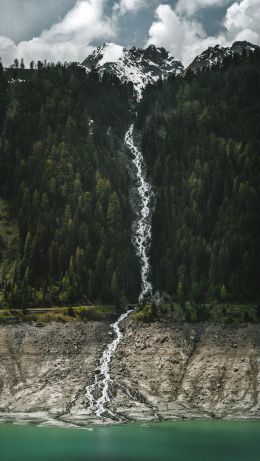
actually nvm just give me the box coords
[0,320,259,426]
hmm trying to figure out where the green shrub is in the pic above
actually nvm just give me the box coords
[133,305,153,322]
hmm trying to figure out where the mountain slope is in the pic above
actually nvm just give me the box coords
[82,42,184,98]
[188,41,259,73]
[137,48,260,302]
[0,45,259,307]
[0,64,141,307]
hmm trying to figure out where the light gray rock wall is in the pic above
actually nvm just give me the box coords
[0,321,259,426]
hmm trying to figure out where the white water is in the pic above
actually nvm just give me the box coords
[85,309,133,419]
[85,123,153,419]
[125,123,153,301]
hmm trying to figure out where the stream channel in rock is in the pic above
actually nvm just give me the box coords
[85,123,153,421]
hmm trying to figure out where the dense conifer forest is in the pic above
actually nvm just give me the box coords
[0,49,259,308]
[137,49,260,304]
[0,61,140,307]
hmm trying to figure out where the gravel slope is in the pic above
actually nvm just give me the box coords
[0,320,259,426]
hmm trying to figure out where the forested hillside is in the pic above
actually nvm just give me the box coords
[0,48,259,309]
[137,50,260,303]
[0,61,140,307]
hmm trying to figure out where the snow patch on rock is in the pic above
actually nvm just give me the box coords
[98,43,124,66]
[82,42,184,99]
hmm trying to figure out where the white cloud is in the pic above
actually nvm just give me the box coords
[176,0,230,15]
[0,0,115,66]
[224,0,260,42]
[114,0,148,15]
[147,0,260,66]
[0,36,17,65]
[147,4,219,66]
[1,0,260,68]
[0,0,76,43]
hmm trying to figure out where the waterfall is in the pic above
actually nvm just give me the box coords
[85,309,133,419]
[125,123,153,301]
[85,123,152,419]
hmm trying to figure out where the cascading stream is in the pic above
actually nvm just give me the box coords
[85,309,133,419]
[85,123,153,420]
[125,123,153,301]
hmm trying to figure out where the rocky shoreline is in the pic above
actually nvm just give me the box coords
[0,320,259,427]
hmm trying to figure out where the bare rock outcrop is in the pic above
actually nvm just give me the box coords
[0,320,259,426]
[0,322,110,426]
[109,322,260,421]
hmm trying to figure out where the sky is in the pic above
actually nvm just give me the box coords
[0,0,260,67]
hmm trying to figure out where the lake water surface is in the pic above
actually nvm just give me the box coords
[0,421,259,461]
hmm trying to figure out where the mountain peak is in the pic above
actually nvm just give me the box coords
[82,43,184,98]
[188,41,259,73]
[89,43,125,67]
[231,40,259,52]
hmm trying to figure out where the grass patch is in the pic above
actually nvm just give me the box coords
[67,305,116,321]
[133,302,260,324]
[0,305,117,323]
[0,309,13,319]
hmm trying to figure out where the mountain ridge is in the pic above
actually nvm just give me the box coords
[81,40,259,97]
[82,42,184,98]
[187,40,259,73]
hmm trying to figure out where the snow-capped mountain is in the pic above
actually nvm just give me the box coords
[82,42,184,98]
[81,41,259,96]
[188,41,259,73]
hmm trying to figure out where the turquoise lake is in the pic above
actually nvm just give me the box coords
[0,421,259,461]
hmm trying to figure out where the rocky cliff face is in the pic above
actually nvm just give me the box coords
[0,322,110,426]
[110,322,260,421]
[0,321,259,427]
